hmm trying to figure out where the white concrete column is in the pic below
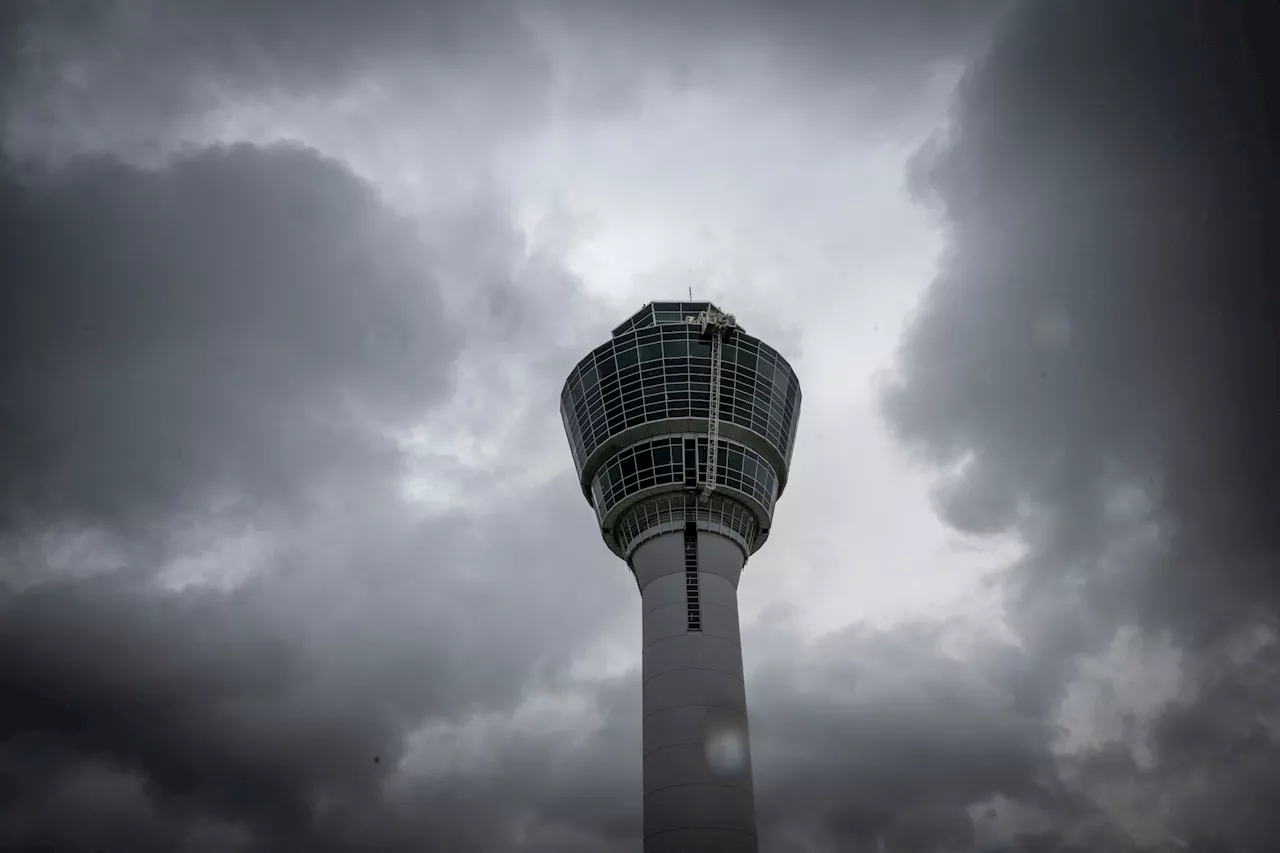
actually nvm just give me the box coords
[631,531,758,853]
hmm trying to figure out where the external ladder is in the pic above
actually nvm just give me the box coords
[685,307,737,502]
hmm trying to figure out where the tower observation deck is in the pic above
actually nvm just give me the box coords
[560,301,802,853]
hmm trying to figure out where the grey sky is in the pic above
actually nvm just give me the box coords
[2,1,1275,851]
[886,1,1280,848]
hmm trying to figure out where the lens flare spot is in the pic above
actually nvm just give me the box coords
[704,725,747,775]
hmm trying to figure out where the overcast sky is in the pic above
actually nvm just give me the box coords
[1,1,1277,851]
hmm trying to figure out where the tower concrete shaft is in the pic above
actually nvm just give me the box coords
[636,531,755,853]
[560,301,802,853]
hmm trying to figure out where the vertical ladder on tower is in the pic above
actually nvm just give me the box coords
[686,307,736,502]
[684,516,701,632]
[681,439,701,632]
[682,305,736,633]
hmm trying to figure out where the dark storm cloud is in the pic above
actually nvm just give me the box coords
[0,481,625,852]
[0,0,550,156]
[1,0,1009,160]
[529,0,1011,122]
[747,620,1052,851]
[0,143,457,538]
[0,138,638,850]
[886,0,1280,846]
[545,0,1007,83]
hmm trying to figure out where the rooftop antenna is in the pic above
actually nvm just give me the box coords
[688,285,693,300]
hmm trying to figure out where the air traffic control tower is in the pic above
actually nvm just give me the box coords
[560,302,802,853]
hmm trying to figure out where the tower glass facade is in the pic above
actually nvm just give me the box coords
[560,301,802,853]
[560,301,801,559]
